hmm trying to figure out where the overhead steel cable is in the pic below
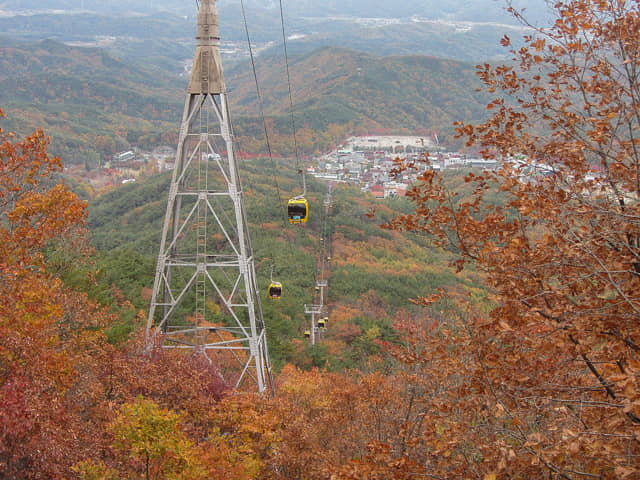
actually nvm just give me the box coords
[239,0,283,208]
[277,0,302,177]
[239,0,291,316]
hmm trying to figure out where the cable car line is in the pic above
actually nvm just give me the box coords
[239,0,293,307]
[277,0,309,224]
[305,184,334,343]
[278,0,301,172]
[239,0,282,208]
[274,0,318,335]
[241,0,320,341]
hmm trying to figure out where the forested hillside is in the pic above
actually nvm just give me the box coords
[0,37,183,166]
[84,159,481,370]
[228,47,490,151]
[0,38,490,164]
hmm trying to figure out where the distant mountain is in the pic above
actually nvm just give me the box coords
[249,0,551,24]
[0,38,490,163]
[0,9,529,67]
[0,0,553,66]
[227,47,491,141]
[0,37,184,166]
[0,0,551,25]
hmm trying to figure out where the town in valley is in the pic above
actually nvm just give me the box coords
[73,134,499,198]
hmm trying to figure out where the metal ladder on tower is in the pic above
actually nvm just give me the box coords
[195,135,208,347]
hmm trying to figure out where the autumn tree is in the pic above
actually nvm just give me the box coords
[0,111,230,478]
[384,0,640,478]
[0,108,93,477]
[76,396,217,480]
[108,397,206,480]
[199,365,440,480]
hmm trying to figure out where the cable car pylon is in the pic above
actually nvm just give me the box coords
[145,0,274,394]
[303,183,334,343]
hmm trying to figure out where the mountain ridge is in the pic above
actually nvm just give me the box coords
[0,38,490,163]
[227,47,490,144]
[0,1,543,67]
[0,0,548,24]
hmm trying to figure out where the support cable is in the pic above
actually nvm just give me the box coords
[239,0,286,343]
[278,0,304,191]
[239,0,283,207]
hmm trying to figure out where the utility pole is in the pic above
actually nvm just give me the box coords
[146,0,274,394]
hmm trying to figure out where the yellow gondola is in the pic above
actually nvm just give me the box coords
[288,197,309,224]
[317,318,326,329]
[268,281,282,300]
[304,330,311,338]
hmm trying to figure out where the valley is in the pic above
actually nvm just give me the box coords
[0,0,501,369]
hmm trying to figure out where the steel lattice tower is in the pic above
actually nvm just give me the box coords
[146,0,274,393]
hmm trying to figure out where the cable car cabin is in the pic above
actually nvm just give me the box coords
[288,198,309,224]
[268,281,282,300]
[317,319,326,329]
[304,330,311,338]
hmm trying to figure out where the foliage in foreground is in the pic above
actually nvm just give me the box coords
[0,111,226,479]
[387,0,640,477]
